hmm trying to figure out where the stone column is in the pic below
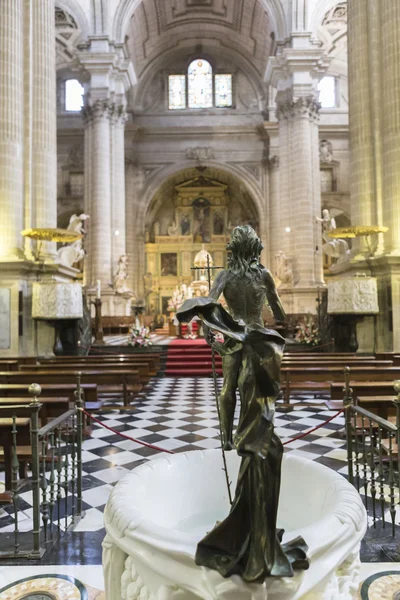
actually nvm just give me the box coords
[0,0,24,259]
[84,100,112,288]
[276,96,324,289]
[381,0,400,254]
[111,107,128,275]
[31,0,57,257]
[268,156,281,272]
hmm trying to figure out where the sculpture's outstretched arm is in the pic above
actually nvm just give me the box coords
[263,269,286,323]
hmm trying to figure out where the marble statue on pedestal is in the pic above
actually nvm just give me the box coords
[113,255,134,295]
[177,226,308,583]
[274,251,293,287]
[316,209,350,264]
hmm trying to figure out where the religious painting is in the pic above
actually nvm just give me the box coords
[180,213,191,236]
[161,253,178,276]
[192,197,210,243]
[213,211,225,235]
[162,297,170,315]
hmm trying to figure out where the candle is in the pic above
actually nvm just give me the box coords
[96,279,101,299]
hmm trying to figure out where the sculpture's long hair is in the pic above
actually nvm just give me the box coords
[227,225,264,279]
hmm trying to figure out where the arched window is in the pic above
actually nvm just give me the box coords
[65,79,84,111]
[318,76,337,108]
[188,59,213,108]
[168,58,232,110]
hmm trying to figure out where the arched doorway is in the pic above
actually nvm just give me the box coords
[141,166,261,316]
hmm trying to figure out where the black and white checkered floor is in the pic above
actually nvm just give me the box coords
[0,376,350,536]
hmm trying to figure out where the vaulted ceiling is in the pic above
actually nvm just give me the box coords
[125,0,275,78]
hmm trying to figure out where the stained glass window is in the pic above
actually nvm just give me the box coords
[65,79,84,111]
[168,75,186,110]
[318,76,336,108]
[188,59,213,109]
[215,74,232,107]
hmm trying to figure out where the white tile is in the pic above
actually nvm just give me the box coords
[82,438,109,450]
[163,412,191,420]
[195,419,220,427]
[102,451,143,466]
[153,439,189,450]
[74,508,105,532]
[194,428,220,438]
[123,428,153,438]
[160,428,192,439]
[113,440,145,451]
[81,450,102,463]
[193,438,222,449]
[129,419,157,428]
[162,419,191,428]
[323,448,348,462]
[82,484,113,508]
[92,466,129,484]
[93,418,123,428]
[280,438,310,449]
[286,449,320,461]
[91,427,114,439]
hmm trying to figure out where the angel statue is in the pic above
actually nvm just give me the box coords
[176,225,308,582]
[56,213,90,269]
[67,213,90,235]
[316,208,349,264]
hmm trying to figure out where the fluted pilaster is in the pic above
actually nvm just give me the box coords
[0,0,24,259]
[111,107,128,275]
[31,0,57,257]
[381,0,400,253]
[348,0,376,255]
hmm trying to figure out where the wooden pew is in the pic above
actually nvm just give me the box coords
[19,362,151,383]
[330,381,399,401]
[0,397,70,425]
[40,353,162,375]
[0,361,19,371]
[0,383,98,407]
[0,370,141,407]
[35,358,155,378]
[281,365,400,403]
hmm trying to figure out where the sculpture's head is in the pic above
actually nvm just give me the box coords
[227,225,264,278]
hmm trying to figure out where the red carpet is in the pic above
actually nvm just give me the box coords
[165,338,222,376]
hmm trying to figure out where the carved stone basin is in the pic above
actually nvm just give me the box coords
[103,449,367,600]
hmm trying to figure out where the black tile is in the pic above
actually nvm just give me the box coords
[296,443,335,455]
[82,458,116,473]
[137,433,167,444]
[133,446,160,457]
[176,433,207,443]
[89,445,125,457]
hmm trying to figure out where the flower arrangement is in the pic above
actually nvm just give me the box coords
[294,314,321,347]
[128,326,152,347]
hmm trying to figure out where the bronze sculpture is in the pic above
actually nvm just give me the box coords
[177,225,308,583]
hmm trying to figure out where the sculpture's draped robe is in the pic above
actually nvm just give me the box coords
[177,298,309,583]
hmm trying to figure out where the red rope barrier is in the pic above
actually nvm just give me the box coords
[80,408,175,454]
[80,407,345,453]
[282,408,345,445]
